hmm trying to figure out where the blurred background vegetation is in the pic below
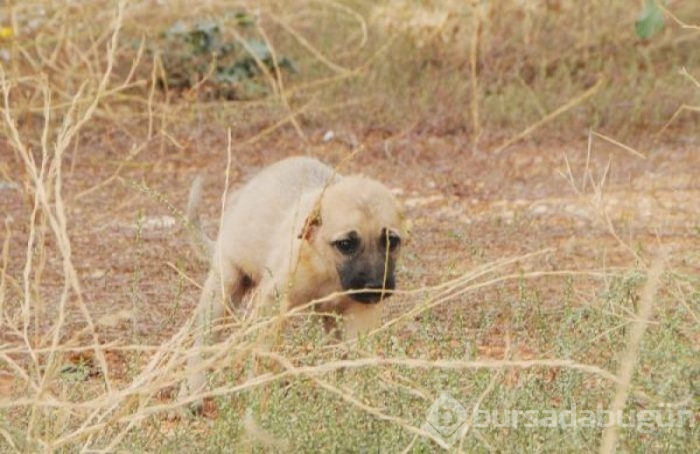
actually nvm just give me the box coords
[1,0,698,151]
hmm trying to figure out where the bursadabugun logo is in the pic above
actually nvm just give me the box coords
[422,392,470,448]
[423,393,695,449]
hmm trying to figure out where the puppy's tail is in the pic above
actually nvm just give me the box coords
[186,175,215,263]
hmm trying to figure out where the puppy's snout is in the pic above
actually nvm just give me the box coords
[338,254,398,304]
[347,277,395,304]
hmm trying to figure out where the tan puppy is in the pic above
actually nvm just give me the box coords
[180,156,404,409]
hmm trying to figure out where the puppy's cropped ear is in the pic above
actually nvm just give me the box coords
[298,209,322,241]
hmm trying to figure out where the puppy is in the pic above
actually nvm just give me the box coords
[180,156,404,408]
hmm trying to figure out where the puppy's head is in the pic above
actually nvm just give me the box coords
[302,176,404,304]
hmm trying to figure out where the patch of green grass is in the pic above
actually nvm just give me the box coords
[114,267,697,452]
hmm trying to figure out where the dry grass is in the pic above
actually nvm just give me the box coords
[0,0,698,451]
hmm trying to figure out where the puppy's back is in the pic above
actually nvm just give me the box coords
[216,157,338,279]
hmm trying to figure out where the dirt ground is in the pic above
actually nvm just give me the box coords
[1,127,699,429]
[3,127,698,348]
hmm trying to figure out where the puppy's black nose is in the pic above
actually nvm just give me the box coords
[363,280,389,290]
[349,279,394,304]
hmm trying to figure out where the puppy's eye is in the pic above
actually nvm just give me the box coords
[333,237,359,255]
[383,231,401,251]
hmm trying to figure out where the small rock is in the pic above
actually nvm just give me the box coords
[0,181,19,191]
[322,130,335,142]
[89,269,106,280]
[140,215,177,230]
[405,194,445,208]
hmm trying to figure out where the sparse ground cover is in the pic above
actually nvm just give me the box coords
[0,1,698,452]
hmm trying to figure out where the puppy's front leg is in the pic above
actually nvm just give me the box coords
[252,277,291,346]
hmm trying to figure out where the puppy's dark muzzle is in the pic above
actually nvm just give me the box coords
[349,280,394,304]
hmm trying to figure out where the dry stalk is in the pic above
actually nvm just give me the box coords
[212,8,316,142]
[469,0,483,149]
[269,15,351,75]
[0,1,140,448]
[559,130,647,263]
[599,248,668,454]
[494,76,605,154]
[1,217,12,319]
